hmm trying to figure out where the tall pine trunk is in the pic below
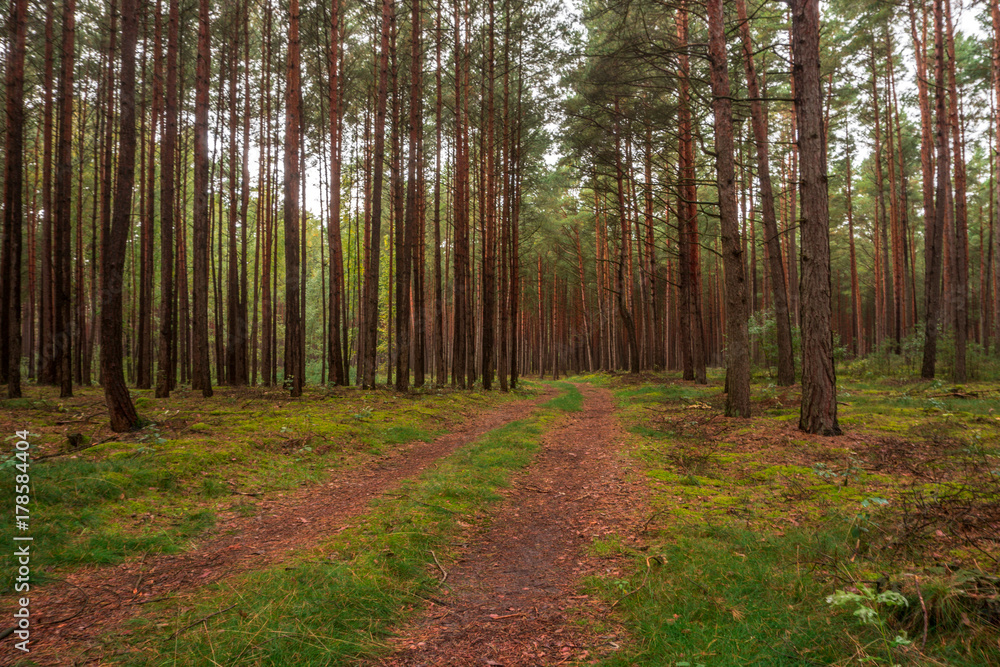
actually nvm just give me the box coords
[156,0,179,398]
[362,0,394,388]
[736,0,794,385]
[53,0,75,398]
[101,0,140,431]
[944,0,968,381]
[192,0,213,396]
[792,0,840,435]
[327,0,347,385]
[922,0,949,379]
[284,0,304,396]
[707,0,750,417]
[2,0,28,397]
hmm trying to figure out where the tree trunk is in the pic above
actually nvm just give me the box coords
[284,0,304,396]
[53,0,75,398]
[707,0,750,417]
[846,134,862,357]
[362,0,394,389]
[327,0,347,386]
[922,0,948,379]
[2,0,28,397]
[613,100,640,375]
[944,0,968,382]
[226,17,241,386]
[101,0,141,432]
[156,0,179,398]
[677,2,693,380]
[137,4,161,390]
[792,0,840,435]
[236,2,251,387]
[192,0,213,396]
[37,0,56,386]
[735,0,794,386]
[451,0,470,388]
[479,0,497,390]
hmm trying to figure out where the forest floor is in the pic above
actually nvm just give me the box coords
[1,372,999,666]
[377,382,641,667]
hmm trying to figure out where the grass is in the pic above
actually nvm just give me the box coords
[542,381,584,411]
[103,384,578,666]
[589,525,866,666]
[0,383,531,593]
[585,371,1000,666]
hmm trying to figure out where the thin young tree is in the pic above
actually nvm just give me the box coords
[675,0,706,384]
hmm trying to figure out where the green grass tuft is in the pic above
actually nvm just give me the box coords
[542,381,584,411]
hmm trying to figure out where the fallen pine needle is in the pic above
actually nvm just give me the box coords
[611,556,664,609]
[430,550,448,583]
[167,604,237,640]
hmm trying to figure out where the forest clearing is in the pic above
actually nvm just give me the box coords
[2,0,1000,663]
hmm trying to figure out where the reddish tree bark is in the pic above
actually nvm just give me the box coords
[707,0,750,417]
[735,0,794,385]
[792,0,840,435]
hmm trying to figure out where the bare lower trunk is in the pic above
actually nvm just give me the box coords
[792,0,840,435]
[101,0,140,432]
[708,0,750,417]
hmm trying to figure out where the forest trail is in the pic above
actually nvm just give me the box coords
[2,387,557,666]
[380,383,644,667]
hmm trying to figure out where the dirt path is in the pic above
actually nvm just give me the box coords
[1,388,556,666]
[380,384,643,667]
